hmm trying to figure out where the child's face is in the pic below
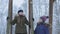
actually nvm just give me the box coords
[18,12,23,15]
[45,19,49,24]
[38,18,43,22]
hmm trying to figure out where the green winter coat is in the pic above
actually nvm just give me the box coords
[11,15,29,33]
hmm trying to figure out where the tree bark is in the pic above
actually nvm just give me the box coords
[49,0,53,34]
[6,0,12,34]
[29,0,34,34]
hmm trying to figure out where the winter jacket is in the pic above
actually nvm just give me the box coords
[34,23,49,34]
[11,15,29,33]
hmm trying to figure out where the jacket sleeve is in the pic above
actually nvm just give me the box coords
[25,17,31,28]
[25,17,29,25]
[11,16,17,25]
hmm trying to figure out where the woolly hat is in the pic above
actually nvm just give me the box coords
[18,10,23,13]
[40,16,49,21]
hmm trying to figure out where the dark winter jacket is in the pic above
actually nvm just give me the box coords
[34,22,49,34]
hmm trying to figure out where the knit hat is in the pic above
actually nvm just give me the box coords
[40,16,49,21]
[18,10,23,13]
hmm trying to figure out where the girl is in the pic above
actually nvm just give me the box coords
[34,16,49,34]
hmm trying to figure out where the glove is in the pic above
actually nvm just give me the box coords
[7,17,10,20]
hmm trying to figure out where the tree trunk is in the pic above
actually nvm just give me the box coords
[29,0,34,34]
[49,0,53,34]
[6,0,12,34]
